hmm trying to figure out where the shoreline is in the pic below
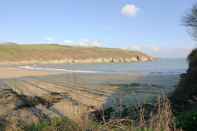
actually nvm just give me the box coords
[0,57,155,66]
[0,67,51,79]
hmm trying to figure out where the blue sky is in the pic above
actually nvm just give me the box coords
[0,0,196,58]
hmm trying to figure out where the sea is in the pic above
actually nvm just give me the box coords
[19,58,188,108]
[20,58,188,76]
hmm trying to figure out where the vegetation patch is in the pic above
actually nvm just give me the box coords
[175,111,197,131]
[25,117,80,131]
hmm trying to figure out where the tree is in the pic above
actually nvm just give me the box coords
[184,4,197,66]
[184,4,197,40]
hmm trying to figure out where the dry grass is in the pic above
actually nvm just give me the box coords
[145,97,177,131]
[86,97,182,131]
[66,97,183,131]
[0,94,183,131]
[0,44,151,63]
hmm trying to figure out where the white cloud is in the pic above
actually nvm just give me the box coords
[63,39,104,47]
[63,40,77,46]
[127,45,160,52]
[63,40,73,43]
[127,45,161,55]
[150,47,160,52]
[44,37,54,42]
[121,4,139,16]
[127,44,192,58]
[78,39,103,47]
[158,48,193,58]
[127,45,142,51]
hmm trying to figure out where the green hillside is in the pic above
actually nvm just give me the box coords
[0,43,154,64]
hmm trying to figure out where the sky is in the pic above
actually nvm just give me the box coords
[0,0,197,58]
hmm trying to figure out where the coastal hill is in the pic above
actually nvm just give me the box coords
[0,43,154,64]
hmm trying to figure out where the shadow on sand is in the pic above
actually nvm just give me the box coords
[89,73,179,122]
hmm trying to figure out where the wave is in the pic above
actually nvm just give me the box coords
[18,62,186,75]
[19,66,102,74]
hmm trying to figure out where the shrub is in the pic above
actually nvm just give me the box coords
[176,111,197,131]
[26,117,81,131]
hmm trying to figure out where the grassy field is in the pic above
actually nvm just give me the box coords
[0,43,152,63]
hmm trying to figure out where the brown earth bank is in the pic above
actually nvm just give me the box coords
[0,43,155,65]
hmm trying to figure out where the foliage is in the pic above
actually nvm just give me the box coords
[184,4,197,40]
[175,111,197,131]
[187,48,197,67]
[26,117,80,131]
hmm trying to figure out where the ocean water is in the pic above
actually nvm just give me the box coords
[20,58,188,75]
[19,58,187,108]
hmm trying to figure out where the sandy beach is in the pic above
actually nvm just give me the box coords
[0,67,50,79]
[0,64,180,130]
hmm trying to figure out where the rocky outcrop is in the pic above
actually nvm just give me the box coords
[70,56,153,64]
[1,56,154,65]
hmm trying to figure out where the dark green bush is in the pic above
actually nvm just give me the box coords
[175,111,197,131]
[26,117,81,131]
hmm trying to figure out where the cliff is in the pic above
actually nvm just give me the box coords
[0,44,154,64]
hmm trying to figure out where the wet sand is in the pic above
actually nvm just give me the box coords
[0,67,50,79]
[0,66,180,126]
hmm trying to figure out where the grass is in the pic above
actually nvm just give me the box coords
[0,86,188,131]
[15,97,182,131]
[25,117,81,131]
[175,111,197,131]
[0,43,151,63]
